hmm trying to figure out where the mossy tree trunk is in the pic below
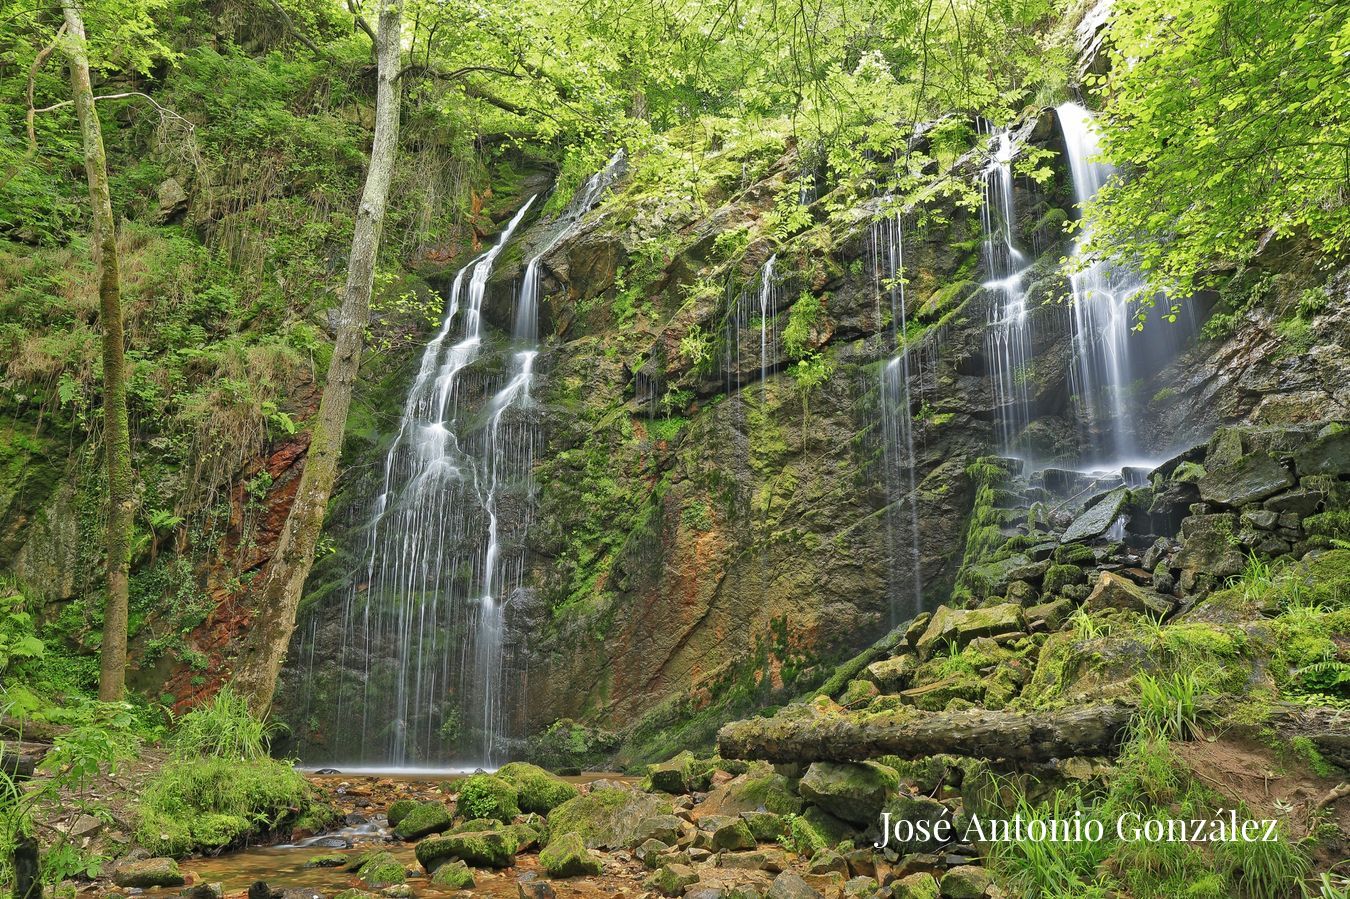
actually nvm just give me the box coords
[231,0,404,716]
[60,0,132,701]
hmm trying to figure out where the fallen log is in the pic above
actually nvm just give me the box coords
[717,699,1136,764]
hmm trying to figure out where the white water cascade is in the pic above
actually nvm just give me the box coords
[723,255,780,397]
[1057,102,1150,464]
[297,153,626,767]
[869,208,924,624]
[981,127,1037,454]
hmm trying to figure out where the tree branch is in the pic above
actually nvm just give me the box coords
[25,22,66,154]
[32,90,195,134]
[260,0,324,56]
[346,0,376,45]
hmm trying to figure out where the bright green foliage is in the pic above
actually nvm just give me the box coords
[1135,672,1207,740]
[1087,0,1350,299]
[169,687,277,760]
[454,774,521,823]
[134,757,332,856]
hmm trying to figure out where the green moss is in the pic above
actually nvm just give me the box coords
[539,831,603,877]
[386,798,419,828]
[357,852,406,888]
[393,801,452,839]
[429,859,476,888]
[454,774,520,823]
[496,762,580,813]
[1043,563,1085,594]
[134,757,333,857]
[779,814,827,855]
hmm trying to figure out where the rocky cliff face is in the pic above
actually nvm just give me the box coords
[274,104,1350,764]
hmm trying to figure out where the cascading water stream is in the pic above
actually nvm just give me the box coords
[1057,101,1148,464]
[298,152,627,768]
[981,127,1037,455]
[722,254,779,398]
[869,207,924,624]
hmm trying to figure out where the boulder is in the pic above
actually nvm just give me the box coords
[1292,426,1350,478]
[807,850,848,875]
[646,863,700,896]
[1198,453,1295,508]
[539,831,603,877]
[1081,572,1173,617]
[386,799,419,828]
[156,177,189,222]
[878,795,952,854]
[303,854,346,869]
[719,848,790,873]
[915,604,1024,660]
[517,872,556,899]
[546,786,673,849]
[415,830,515,872]
[1024,598,1071,631]
[696,769,803,819]
[798,761,900,824]
[393,801,451,840]
[892,872,940,899]
[630,814,685,847]
[496,762,580,813]
[741,811,787,841]
[768,871,825,899]
[939,865,992,899]
[112,858,185,888]
[429,860,476,889]
[709,817,758,851]
[1174,514,1245,585]
[356,853,405,888]
[1060,488,1128,543]
[648,751,701,794]
[863,655,917,692]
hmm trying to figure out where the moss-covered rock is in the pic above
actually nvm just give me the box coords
[741,810,787,841]
[356,852,406,888]
[697,767,803,818]
[1042,563,1085,594]
[545,787,673,850]
[539,831,604,877]
[393,801,452,840]
[110,858,184,888]
[645,862,700,896]
[454,774,520,823]
[798,761,900,825]
[429,859,476,889]
[892,871,940,899]
[707,816,757,851]
[303,854,346,868]
[496,762,580,813]
[415,830,516,872]
[386,799,419,828]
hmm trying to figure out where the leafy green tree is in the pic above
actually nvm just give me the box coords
[1086,0,1349,297]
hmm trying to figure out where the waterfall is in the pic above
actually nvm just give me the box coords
[981,126,1036,456]
[723,254,780,396]
[1057,102,1149,464]
[302,152,626,767]
[869,208,923,624]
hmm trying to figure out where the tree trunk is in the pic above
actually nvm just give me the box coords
[61,0,132,702]
[231,0,404,716]
[717,700,1136,764]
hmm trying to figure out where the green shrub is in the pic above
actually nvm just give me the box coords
[135,757,332,856]
[454,774,520,822]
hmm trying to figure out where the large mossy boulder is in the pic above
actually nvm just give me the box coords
[496,762,580,813]
[454,774,520,823]
[863,655,917,692]
[1060,488,1128,543]
[539,831,604,877]
[1081,572,1173,617]
[392,801,451,840]
[915,604,1023,660]
[695,766,803,820]
[647,750,704,794]
[386,799,419,828]
[356,852,406,888]
[1198,452,1296,507]
[546,786,674,850]
[798,761,899,825]
[415,830,516,872]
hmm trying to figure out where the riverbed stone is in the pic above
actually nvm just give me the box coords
[768,871,825,899]
[415,830,515,871]
[798,761,900,824]
[517,872,557,899]
[539,831,604,877]
[430,859,476,889]
[741,811,787,841]
[630,814,685,847]
[878,795,952,854]
[710,817,758,851]
[303,854,346,869]
[112,858,185,888]
[393,801,452,840]
[496,762,580,813]
[891,872,940,899]
[356,852,406,888]
[647,862,700,895]
[386,799,418,827]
